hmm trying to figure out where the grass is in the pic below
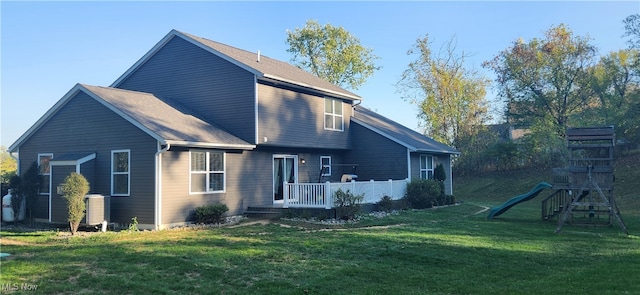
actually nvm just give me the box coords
[1,154,639,294]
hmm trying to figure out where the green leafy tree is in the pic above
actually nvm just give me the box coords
[19,162,41,226]
[398,35,490,148]
[1,146,17,186]
[582,49,640,143]
[286,19,380,90]
[483,24,597,138]
[60,173,90,235]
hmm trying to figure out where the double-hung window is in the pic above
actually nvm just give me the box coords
[420,155,434,179]
[324,98,344,131]
[190,151,225,193]
[38,153,53,194]
[320,156,332,177]
[111,150,130,196]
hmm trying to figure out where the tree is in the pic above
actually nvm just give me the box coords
[483,24,597,138]
[61,173,90,235]
[286,19,380,90]
[20,162,41,226]
[582,49,640,143]
[623,14,640,49]
[1,146,17,187]
[397,35,490,147]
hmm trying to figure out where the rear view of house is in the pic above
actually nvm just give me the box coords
[8,30,458,229]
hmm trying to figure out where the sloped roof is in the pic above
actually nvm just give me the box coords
[351,106,459,154]
[82,85,255,149]
[112,30,361,101]
[8,84,255,152]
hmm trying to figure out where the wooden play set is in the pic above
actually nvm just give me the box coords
[489,126,628,235]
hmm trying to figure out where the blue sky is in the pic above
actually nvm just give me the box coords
[1,1,638,147]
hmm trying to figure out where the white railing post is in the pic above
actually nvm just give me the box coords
[370,179,375,200]
[325,181,332,209]
[351,180,356,194]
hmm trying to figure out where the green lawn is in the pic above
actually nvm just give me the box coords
[1,154,639,294]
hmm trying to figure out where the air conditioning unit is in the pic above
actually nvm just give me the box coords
[84,194,111,225]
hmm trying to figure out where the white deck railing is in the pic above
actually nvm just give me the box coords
[283,179,409,209]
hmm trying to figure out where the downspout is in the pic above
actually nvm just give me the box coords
[448,154,454,195]
[351,99,362,115]
[406,149,411,181]
[155,142,170,230]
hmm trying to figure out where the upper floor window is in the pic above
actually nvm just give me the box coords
[190,151,225,194]
[320,156,332,177]
[420,155,434,179]
[38,153,53,194]
[324,98,344,131]
[111,150,130,196]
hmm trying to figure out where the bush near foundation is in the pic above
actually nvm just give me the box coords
[404,179,442,209]
[195,204,229,224]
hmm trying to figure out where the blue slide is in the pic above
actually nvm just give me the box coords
[487,182,553,219]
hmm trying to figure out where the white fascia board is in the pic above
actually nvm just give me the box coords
[50,153,96,166]
[111,29,263,88]
[165,140,255,150]
[111,31,177,87]
[352,117,459,155]
[8,84,84,152]
[351,117,417,151]
[79,85,167,143]
[261,74,361,101]
[174,31,264,77]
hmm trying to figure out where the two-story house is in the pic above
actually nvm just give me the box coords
[8,30,458,229]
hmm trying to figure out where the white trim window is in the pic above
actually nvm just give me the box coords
[320,156,332,177]
[111,150,130,196]
[190,151,225,194]
[324,98,344,131]
[38,153,53,195]
[420,155,434,179]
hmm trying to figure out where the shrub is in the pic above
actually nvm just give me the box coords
[403,179,442,209]
[434,164,446,182]
[128,217,139,232]
[195,203,229,224]
[377,195,394,212]
[60,173,90,235]
[333,189,363,220]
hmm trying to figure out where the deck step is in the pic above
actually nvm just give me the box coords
[244,207,287,219]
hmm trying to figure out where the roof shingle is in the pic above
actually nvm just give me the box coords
[352,106,458,154]
[82,84,254,149]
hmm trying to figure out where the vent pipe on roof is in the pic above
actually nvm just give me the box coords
[257,50,261,62]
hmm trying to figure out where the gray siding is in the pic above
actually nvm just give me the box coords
[116,36,257,143]
[159,146,347,225]
[18,91,158,226]
[347,123,408,181]
[409,153,454,195]
[257,83,351,149]
[50,165,75,223]
[160,148,273,225]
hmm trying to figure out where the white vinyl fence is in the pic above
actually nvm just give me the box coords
[283,179,409,209]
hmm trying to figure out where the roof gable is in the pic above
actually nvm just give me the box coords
[352,106,459,154]
[9,84,255,152]
[112,29,361,101]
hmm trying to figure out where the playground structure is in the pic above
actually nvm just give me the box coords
[488,126,628,235]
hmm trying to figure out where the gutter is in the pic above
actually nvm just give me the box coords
[154,142,171,230]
